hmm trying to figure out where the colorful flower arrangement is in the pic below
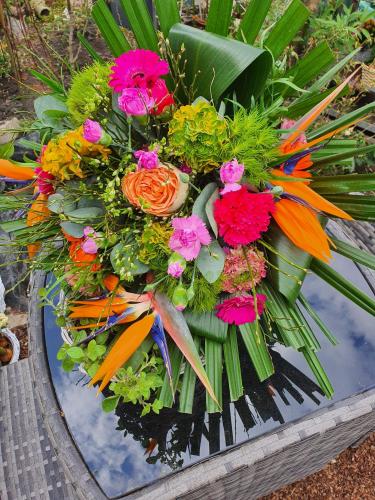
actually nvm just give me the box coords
[1,1,375,418]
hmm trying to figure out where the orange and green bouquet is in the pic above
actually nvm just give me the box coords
[1,0,375,416]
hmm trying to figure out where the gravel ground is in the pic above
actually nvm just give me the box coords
[263,432,375,499]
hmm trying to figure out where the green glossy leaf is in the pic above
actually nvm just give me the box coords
[92,0,131,56]
[300,348,333,399]
[77,32,104,63]
[205,338,222,413]
[192,182,217,228]
[179,336,200,414]
[196,240,225,284]
[66,346,85,360]
[66,207,104,222]
[205,187,219,237]
[0,219,28,233]
[298,293,338,346]
[102,395,120,413]
[34,94,68,128]
[310,174,375,195]
[223,325,243,401]
[119,0,158,51]
[60,221,85,238]
[311,258,375,316]
[308,102,375,141]
[159,341,183,408]
[154,0,180,37]
[62,357,75,372]
[265,223,311,303]
[169,23,272,106]
[264,0,309,60]
[237,0,272,45]
[206,0,233,36]
[184,310,228,343]
[110,242,149,276]
[239,322,274,382]
[331,238,375,271]
[47,193,76,214]
[312,144,375,167]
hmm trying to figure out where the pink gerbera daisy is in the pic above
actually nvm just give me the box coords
[216,294,267,325]
[109,49,169,92]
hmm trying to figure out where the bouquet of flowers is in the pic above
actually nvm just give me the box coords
[1,0,375,416]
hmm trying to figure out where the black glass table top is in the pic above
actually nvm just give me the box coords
[43,253,375,498]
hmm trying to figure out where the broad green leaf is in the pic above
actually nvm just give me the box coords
[87,362,100,378]
[169,23,272,106]
[192,182,217,228]
[223,325,243,401]
[110,242,149,276]
[206,0,233,36]
[0,142,14,159]
[311,258,375,316]
[102,395,120,413]
[310,174,375,195]
[237,0,272,45]
[323,195,375,221]
[87,340,99,361]
[284,42,334,95]
[60,221,85,238]
[309,48,360,93]
[308,102,375,141]
[62,357,75,372]
[92,0,131,57]
[184,310,228,343]
[119,0,158,51]
[47,193,76,214]
[77,32,104,63]
[154,292,219,407]
[154,0,180,37]
[34,94,68,128]
[300,347,333,398]
[205,187,219,237]
[239,322,274,382]
[159,342,183,408]
[77,197,105,210]
[196,240,225,284]
[205,338,222,413]
[264,0,309,60]
[284,88,332,119]
[29,69,65,95]
[179,336,200,414]
[331,238,375,271]
[66,207,104,222]
[298,293,338,345]
[312,144,375,167]
[265,223,311,303]
[66,346,85,360]
[0,219,28,233]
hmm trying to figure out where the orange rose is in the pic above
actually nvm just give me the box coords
[121,164,188,216]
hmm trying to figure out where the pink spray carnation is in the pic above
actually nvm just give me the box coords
[216,294,267,325]
[118,88,155,116]
[83,119,102,143]
[214,187,275,247]
[109,49,169,92]
[134,149,159,170]
[220,159,244,184]
[167,262,185,279]
[81,226,98,254]
[221,247,266,293]
[169,214,211,261]
[35,166,55,195]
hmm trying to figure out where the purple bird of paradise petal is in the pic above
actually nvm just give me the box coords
[77,307,134,345]
[275,145,323,175]
[150,314,173,391]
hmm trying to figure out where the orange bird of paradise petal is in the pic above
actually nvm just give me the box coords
[26,193,50,259]
[89,314,155,393]
[0,159,35,181]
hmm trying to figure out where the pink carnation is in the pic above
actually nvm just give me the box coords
[169,214,211,261]
[214,187,275,247]
[81,226,98,254]
[35,166,55,195]
[118,88,155,116]
[168,262,185,278]
[134,149,159,170]
[220,159,244,184]
[216,294,267,325]
[109,49,169,92]
[83,119,102,143]
[221,247,266,293]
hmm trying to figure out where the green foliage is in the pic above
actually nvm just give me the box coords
[168,101,230,172]
[66,62,112,125]
[227,108,277,185]
[57,334,108,376]
[137,222,173,267]
[108,352,164,416]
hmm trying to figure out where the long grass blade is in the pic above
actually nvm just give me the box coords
[205,339,223,413]
[77,33,104,63]
[154,0,180,37]
[330,239,375,271]
[223,325,243,401]
[300,347,334,398]
[237,0,272,45]
[119,0,158,51]
[310,174,375,195]
[206,0,233,36]
[29,69,65,95]
[159,342,183,408]
[92,0,131,56]
[298,293,338,345]
[309,48,360,92]
[179,336,200,414]
[239,323,274,382]
[312,144,375,167]
[184,310,228,343]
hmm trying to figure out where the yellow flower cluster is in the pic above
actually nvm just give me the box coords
[138,222,172,265]
[41,127,110,180]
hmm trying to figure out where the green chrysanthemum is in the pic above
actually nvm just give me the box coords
[67,62,112,125]
[168,101,230,173]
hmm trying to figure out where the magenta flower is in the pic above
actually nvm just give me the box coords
[149,78,175,115]
[215,294,267,325]
[168,262,185,279]
[220,159,244,184]
[35,167,55,195]
[83,119,102,143]
[118,88,155,116]
[220,183,242,195]
[109,49,169,93]
[169,215,211,261]
[81,226,98,254]
[134,149,159,170]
